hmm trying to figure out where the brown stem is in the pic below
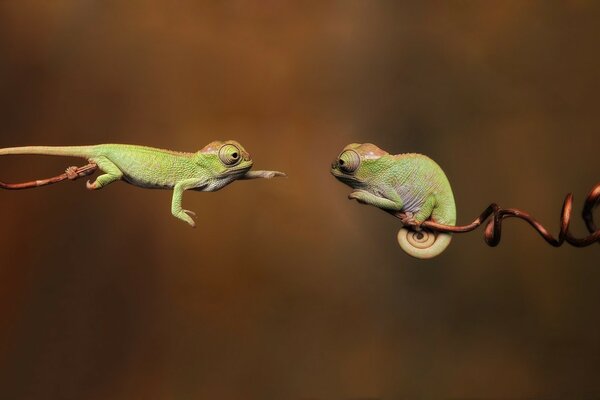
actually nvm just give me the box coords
[398,182,600,248]
[0,163,98,190]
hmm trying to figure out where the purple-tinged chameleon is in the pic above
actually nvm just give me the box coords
[331,143,456,259]
[0,141,285,227]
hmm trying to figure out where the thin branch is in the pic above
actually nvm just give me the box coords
[395,182,600,248]
[0,163,98,190]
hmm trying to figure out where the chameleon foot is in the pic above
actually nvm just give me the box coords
[65,166,79,180]
[176,209,197,227]
[86,180,99,190]
[254,170,286,179]
[348,190,369,204]
[399,212,420,229]
[240,170,287,180]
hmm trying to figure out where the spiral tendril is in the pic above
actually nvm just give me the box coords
[399,183,600,248]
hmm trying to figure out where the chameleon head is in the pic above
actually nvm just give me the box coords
[198,140,253,178]
[330,143,389,188]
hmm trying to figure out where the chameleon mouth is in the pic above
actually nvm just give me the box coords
[331,168,359,183]
[223,163,253,177]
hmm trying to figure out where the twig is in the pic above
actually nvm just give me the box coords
[396,182,600,247]
[0,163,98,190]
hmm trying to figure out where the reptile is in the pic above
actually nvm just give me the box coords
[0,141,285,227]
[331,143,456,259]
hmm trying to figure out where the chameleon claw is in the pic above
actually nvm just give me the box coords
[240,170,287,179]
[65,166,79,180]
[348,191,367,204]
[86,180,98,190]
[180,209,197,227]
[399,212,421,229]
[268,171,287,178]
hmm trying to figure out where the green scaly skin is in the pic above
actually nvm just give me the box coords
[0,141,285,227]
[331,143,456,259]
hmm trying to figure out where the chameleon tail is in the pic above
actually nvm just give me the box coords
[0,145,97,159]
[397,228,452,259]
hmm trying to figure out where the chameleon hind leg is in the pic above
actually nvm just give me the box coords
[86,157,123,190]
[171,178,207,227]
[413,195,437,224]
[397,195,437,228]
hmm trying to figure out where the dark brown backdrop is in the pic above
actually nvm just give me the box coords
[0,1,599,399]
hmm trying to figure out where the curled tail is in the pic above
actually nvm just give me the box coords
[397,228,452,259]
[0,145,97,159]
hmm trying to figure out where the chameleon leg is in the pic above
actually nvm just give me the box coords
[413,195,437,224]
[348,189,404,210]
[86,157,123,190]
[171,178,207,227]
[239,170,286,179]
[397,194,453,258]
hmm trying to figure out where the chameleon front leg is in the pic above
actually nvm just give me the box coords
[171,178,207,227]
[239,170,286,179]
[86,157,123,190]
[348,189,404,210]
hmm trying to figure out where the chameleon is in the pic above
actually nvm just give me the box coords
[0,141,285,227]
[331,143,456,259]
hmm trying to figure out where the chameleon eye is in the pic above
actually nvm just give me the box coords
[219,144,241,166]
[338,150,360,173]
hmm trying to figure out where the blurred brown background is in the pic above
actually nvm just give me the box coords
[0,1,599,399]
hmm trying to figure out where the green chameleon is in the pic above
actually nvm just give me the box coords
[331,143,456,259]
[0,141,285,227]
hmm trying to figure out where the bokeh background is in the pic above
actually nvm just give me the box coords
[0,1,599,399]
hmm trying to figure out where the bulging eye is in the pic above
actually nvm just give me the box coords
[338,150,360,173]
[219,144,241,166]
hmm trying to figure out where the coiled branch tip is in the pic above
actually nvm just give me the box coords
[403,183,600,248]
